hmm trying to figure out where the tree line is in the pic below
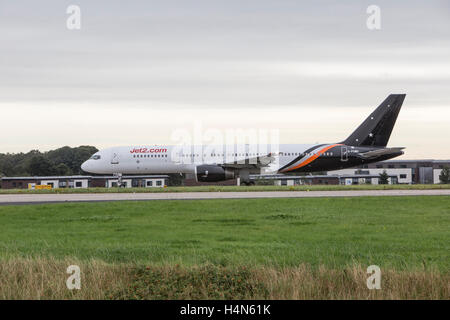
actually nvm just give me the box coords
[0,146,98,177]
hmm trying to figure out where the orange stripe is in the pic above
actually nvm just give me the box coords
[282,144,342,172]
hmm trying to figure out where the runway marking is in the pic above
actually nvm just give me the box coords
[0,189,449,205]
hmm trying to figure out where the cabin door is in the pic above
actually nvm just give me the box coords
[111,152,120,164]
[341,146,348,162]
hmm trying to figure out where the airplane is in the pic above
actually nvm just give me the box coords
[81,94,406,185]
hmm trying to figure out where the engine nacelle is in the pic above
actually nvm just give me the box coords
[196,165,235,182]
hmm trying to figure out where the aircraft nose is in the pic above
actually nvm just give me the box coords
[81,160,89,172]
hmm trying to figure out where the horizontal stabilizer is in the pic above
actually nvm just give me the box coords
[357,147,405,159]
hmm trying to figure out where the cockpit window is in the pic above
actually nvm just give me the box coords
[90,154,101,160]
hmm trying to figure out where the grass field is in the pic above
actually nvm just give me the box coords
[0,183,449,194]
[0,196,448,299]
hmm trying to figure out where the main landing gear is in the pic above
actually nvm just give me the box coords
[238,169,255,186]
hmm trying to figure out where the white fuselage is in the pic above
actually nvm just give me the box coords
[80,144,341,175]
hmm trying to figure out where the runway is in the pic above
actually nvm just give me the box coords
[1,189,449,205]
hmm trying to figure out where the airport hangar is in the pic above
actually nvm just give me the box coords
[0,159,448,190]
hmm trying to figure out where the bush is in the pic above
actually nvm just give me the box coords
[112,265,267,300]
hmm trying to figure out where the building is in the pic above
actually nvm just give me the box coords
[250,159,449,186]
[251,173,398,186]
[183,173,238,186]
[329,159,450,184]
[0,175,169,189]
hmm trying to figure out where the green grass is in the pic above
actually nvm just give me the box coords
[1,184,449,194]
[0,196,448,272]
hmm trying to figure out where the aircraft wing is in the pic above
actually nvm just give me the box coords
[357,147,405,159]
[220,153,277,169]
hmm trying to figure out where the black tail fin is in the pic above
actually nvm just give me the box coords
[343,94,406,147]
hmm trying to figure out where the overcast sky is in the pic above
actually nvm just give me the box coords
[1,0,449,158]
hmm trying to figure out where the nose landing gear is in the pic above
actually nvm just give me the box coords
[113,173,126,188]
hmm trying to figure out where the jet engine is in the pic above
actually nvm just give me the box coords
[196,165,235,182]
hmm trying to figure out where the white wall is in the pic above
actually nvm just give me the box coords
[40,180,59,188]
[144,179,165,188]
[433,169,443,184]
[106,179,132,188]
[328,168,413,184]
[73,179,88,188]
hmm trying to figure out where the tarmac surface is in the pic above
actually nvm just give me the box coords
[1,189,449,205]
